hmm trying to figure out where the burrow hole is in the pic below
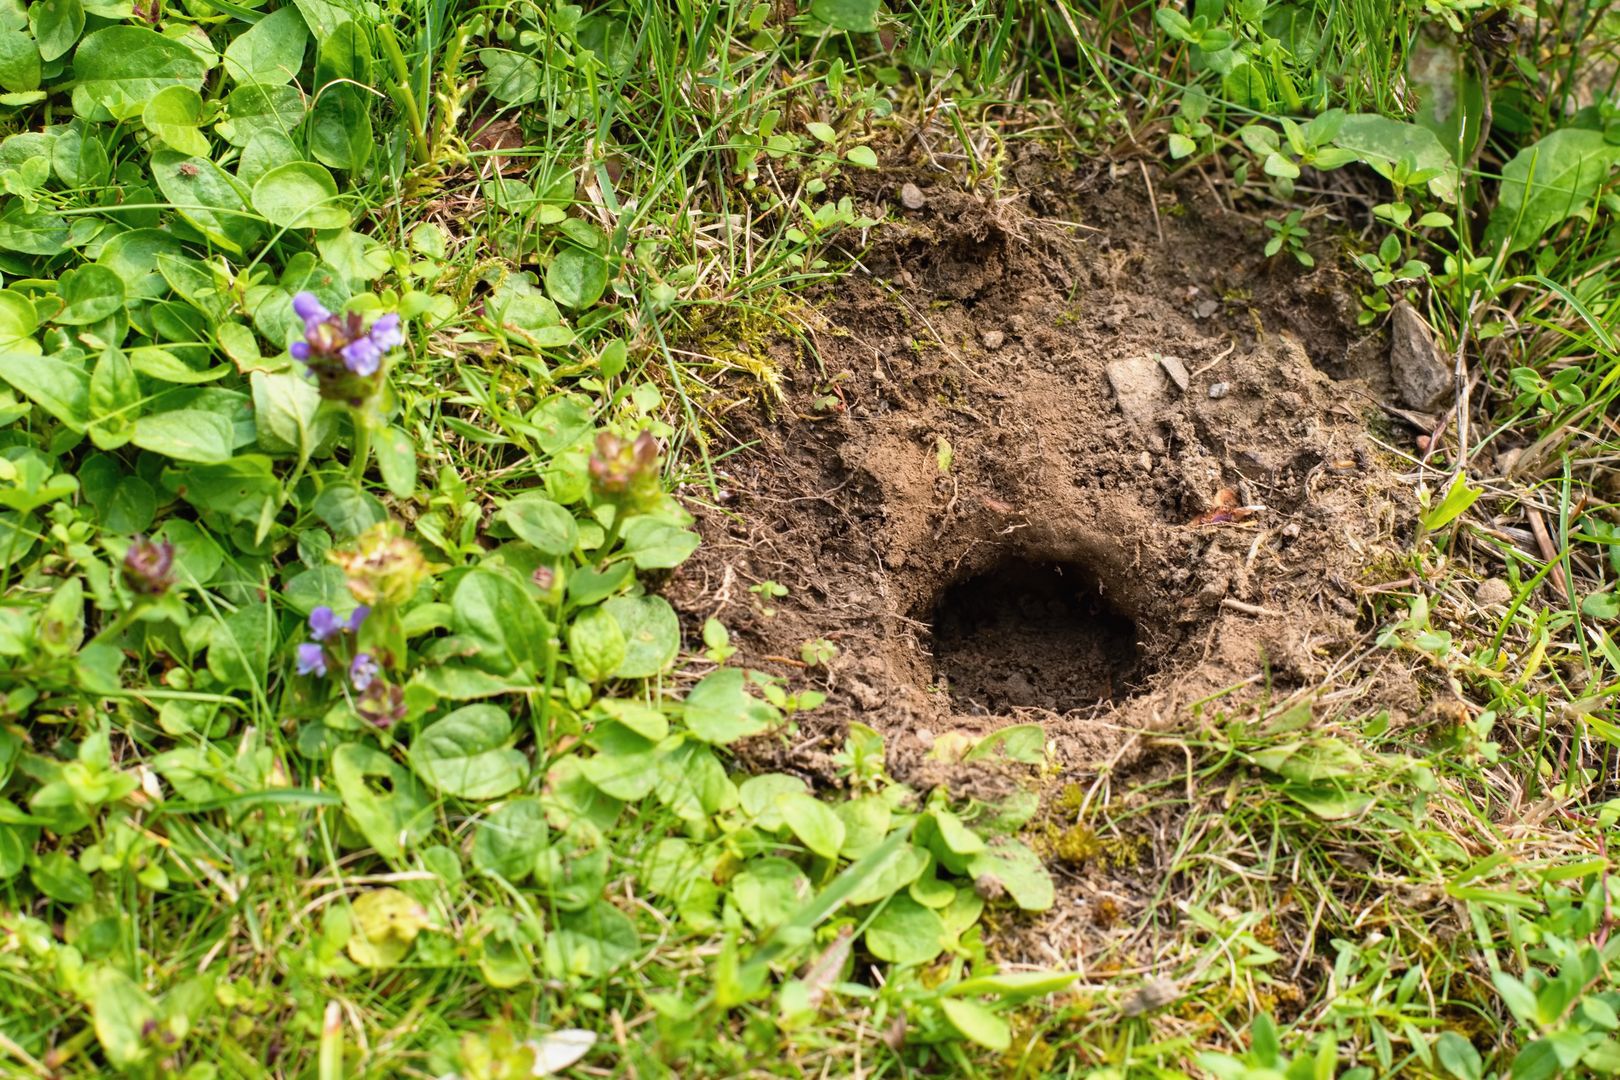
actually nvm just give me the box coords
[931,558,1149,713]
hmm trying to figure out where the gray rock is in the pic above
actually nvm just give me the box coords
[1390,301,1453,410]
[980,329,1005,350]
[1208,381,1230,399]
[1105,356,1168,431]
[899,182,926,210]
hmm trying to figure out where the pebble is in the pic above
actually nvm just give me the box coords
[980,329,1005,350]
[899,182,926,210]
[1208,382,1230,399]
[1475,578,1513,607]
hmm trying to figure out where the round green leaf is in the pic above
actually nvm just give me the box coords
[545,245,609,309]
[498,493,578,556]
[731,857,810,930]
[602,595,679,678]
[54,264,125,325]
[141,84,209,157]
[72,26,209,121]
[411,705,527,800]
[471,797,550,880]
[810,0,879,32]
[864,894,946,965]
[252,161,349,230]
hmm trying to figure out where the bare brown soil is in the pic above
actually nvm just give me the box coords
[670,162,1409,777]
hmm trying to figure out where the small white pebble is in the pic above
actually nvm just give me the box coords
[1208,382,1230,399]
[899,182,926,210]
[980,329,1005,350]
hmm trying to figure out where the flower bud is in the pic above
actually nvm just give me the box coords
[122,536,175,596]
[329,521,429,608]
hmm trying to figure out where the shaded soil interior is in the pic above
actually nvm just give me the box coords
[932,557,1146,714]
[666,153,1419,969]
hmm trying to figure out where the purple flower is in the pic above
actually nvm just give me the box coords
[296,642,328,677]
[288,295,405,404]
[347,605,371,632]
[292,291,330,326]
[349,652,379,692]
[368,314,403,351]
[308,606,342,641]
[340,336,383,377]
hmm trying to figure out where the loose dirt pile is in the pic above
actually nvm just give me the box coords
[670,161,1411,780]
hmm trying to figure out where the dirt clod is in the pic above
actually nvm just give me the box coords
[899,182,926,210]
[981,328,1006,350]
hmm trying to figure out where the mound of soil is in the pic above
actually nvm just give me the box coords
[669,161,1407,777]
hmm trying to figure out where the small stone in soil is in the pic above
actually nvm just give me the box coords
[1208,381,1230,399]
[1389,300,1453,410]
[1193,298,1221,319]
[980,329,1005,350]
[1475,578,1513,606]
[1157,354,1190,392]
[899,182,926,210]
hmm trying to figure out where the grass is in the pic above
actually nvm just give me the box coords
[0,0,1618,1076]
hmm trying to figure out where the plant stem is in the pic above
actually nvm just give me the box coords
[349,410,372,484]
[378,24,432,166]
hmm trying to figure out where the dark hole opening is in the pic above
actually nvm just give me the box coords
[931,558,1147,713]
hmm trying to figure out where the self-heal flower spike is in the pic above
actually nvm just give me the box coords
[296,642,328,677]
[349,653,379,693]
[308,606,343,641]
[288,292,405,405]
[122,535,175,596]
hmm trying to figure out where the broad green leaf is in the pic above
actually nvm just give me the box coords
[776,792,845,859]
[0,29,41,92]
[205,601,274,689]
[250,369,322,458]
[309,83,373,172]
[131,409,235,463]
[346,887,428,968]
[939,998,1011,1051]
[72,26,209,121]
[373,424,416,498]
[0,290,36,346]
[471,797,549,880]
[1331,113,1460,201]
[0,202,69,255]
[950,971,1080,997]
[88,967,157,1068]
[602,595,679,678]
[810,0,880,32]
[499,493,578,555]
[332,743,431,860]
[966,839,1054,912]
[411,704,527,800]
[731,857,811,929]
[619,516,700,569]
[545,246,610,309]
[222,4,307,85]
[1421,474,1480,532]
[450,569,550,676]
[864,894,946,964]
[151,149,257,254]
[542,901,638,978]
[567,604,626,683]
[252,160,349,230]
[683,668,780,744]
[1486,128,1620,255]
[54,264,125,325]
[0,349,89,429]
[141,84,210,157]
[30,0,83,63]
